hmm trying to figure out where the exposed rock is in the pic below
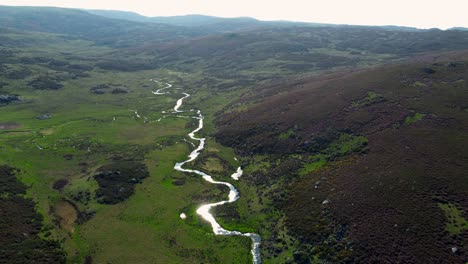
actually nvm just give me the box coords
[37,114,52,120]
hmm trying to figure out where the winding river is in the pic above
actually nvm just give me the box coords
[151,79,262,264]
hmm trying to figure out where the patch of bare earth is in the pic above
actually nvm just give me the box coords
[0,122,20,130]
[53,201,77,233]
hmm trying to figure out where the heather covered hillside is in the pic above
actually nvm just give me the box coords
[1,5,468,264]
[216,51,468,262]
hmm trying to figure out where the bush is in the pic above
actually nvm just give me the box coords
[28,76,63,90]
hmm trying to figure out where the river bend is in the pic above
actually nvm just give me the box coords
[151,80,261,263]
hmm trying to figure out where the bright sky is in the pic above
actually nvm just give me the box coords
[0,0,467,29]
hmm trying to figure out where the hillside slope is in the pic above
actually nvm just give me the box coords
[87,10,261,28]
[147,26,468,79]
[0,5,200,47]
[216,51,468,263]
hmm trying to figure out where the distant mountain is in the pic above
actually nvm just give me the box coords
[85,9,150,23]
[449,27,468,31]
[0,5,463,51]
[151,15,259,27]
[0,6,271,47]
[0,6,137,35]
[0,6,202,47]
[379,25,423,32]
[86,9,425,32]
[86,10,259,27]
[86,10,266,33]
[147,14,268,33]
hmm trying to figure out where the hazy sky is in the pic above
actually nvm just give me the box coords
[1,0,467,29]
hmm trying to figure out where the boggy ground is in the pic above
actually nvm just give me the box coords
[216,51,468,263]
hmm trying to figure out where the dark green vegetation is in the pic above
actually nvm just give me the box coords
[1,5,468,264]
[94,161,149,204]
[0,166,66,263]
[89,83,129,94]
[0,94,19,105]
[28,75,64,90]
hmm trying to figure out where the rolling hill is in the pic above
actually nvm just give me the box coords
[1,4,468,264]
[87,10,260,27]
[0,5,203,47]
[215,50,468,263]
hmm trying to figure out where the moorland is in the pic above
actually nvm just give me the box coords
[0,5,468,263]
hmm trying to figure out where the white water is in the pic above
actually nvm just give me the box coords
[173,93,190,113]
[134,111,141,118]
[183,138,196,147]
[231,167,243,180]
[151,79,172,95]
[152,79,262,264]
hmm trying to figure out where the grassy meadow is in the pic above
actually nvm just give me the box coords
[0,50,256,262]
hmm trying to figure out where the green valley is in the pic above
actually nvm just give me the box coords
[1,5,468,264]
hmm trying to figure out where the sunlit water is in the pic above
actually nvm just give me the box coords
[153,80,262,264]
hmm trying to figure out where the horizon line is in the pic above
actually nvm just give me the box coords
[0,4,466,30]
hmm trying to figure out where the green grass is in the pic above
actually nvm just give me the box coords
[299,155,327,175]
[67,225,91,263]
[0,59,255,263]
[297,133,367,176]
[6,53,271,262]
[412,81,427,87]
[405,112,426,124]
[352,91,385,108]
[74,144,251,263]
[438,203,468,235]
[324,133,368,158]
[278,128,296,139]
